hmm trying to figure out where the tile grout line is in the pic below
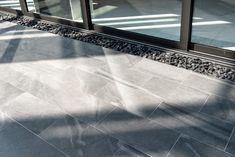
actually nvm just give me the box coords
[147,101,163,118]
[165,134,182,157]
[2,112,70,157]
[94,106,118,127]
[224,126,235,152]
[198,94,210,113]
[145,104,235,154]
[93,123,153,157]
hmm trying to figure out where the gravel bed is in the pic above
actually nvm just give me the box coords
[1,13,235,82]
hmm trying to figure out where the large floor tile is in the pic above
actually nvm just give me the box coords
[149,103,234,150]
[89,47,142,67]
[95,108,180,157]
[0,28,65,63]
[143,76,180,99]
[168,135,233,157]
[0,25,79,58]
[0,64,64,100]
[60,67,111,95]
[166,85,209,112]
[96,63,153,87]
[112,145,149,157]
[94,81,162,118]
[183,74,235,101]
[0,112,66,157]
[132,58,191,82]
[39,115,135,157]
[0,63,110,102]
[0,80,23,106]
[41,57,106,72]
[66,39,108,58]
[0,93,65,135]
[200,95,235,124]
[49,92,116,125]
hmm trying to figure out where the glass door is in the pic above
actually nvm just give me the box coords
[0,0,21,10]
[26,0,83,22]
[192,0,235,51]
[90,0,182,41]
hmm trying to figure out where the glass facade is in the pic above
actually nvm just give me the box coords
[26,0,83,21]
[0,0,21,10]
[1,0,235,59]
[90,0,182,41]
[192,0,235,51]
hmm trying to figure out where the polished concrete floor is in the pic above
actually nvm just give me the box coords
[0,21,235,157]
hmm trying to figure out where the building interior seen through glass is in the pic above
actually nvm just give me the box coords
[0,0,21,10]
[26,0,83,21]
[91,0,182,41]
[2,0,235,51]
[192,0,235,51]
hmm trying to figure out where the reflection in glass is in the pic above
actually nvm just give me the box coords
[90,0,182,41]
[0,0,21,10]
[192,0,235,51]
[26,0,83,21]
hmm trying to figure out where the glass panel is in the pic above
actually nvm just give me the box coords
[26,0,83,21]
[90,0,182,41]
[0,0,21,10]
[192,0,235,51]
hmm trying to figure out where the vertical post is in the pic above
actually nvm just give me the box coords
[180,0,194,50]
[19,0,28,13]
[80,0,93,30]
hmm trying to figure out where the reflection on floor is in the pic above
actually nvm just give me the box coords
[0,21,235,157]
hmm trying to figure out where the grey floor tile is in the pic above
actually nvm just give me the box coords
[0,80,23,106]
[39,115,126,157]
[166,85,209,112]
[49,92,116,125]
[200,95,235,124]
[41,57,106,72]
[94,81,162,118]
[1,93,65,135]
[149,103,234,150]
[0,63,110,102]
[132,58,191,82]
[0,42,57,63]
[95,108,180,157]
[66,39,107,58]
[167,135,233,157]
[89,47,142,67]
[59,67,111,95]
[226,128,235,155]
[0,112,66,157]
[183,74,235,101]
[0,21,18,30]
[0,64,65,101]
[96,63,153,87]
[2,27,79,57]
[113,146,149,157]
[143,76,180,99]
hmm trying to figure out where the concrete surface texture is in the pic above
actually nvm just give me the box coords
[0,21,235,157]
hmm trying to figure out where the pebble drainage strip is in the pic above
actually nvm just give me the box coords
[0,13,235,83]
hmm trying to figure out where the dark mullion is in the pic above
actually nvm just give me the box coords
[19,0,28,13]
[80,0,93,30]
[180,0,194,50]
